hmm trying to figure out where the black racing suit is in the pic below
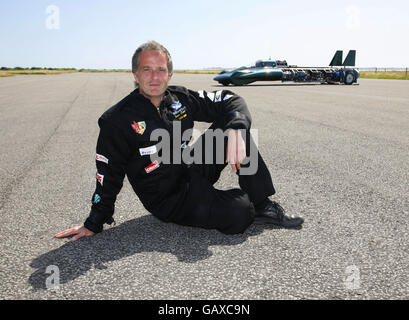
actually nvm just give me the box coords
[84,86,275,234]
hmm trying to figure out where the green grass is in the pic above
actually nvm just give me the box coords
[78,69,131,73]
[359,71,409,80]
[0,69,78,77]
[173,69,222,74]
[0,68,131,77]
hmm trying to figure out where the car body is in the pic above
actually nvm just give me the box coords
[214,50,360,86]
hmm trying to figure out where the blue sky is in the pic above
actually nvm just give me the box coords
[1,0,408,69]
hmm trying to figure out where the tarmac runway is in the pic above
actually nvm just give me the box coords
[0,73,408,299]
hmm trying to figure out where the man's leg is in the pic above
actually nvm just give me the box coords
[190,119,275,206]
[165,119,260,234]
[168,167,255,234]
[187,117,304,229]
[167,117,303,233]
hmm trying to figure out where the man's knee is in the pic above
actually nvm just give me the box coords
[213,189,255,234]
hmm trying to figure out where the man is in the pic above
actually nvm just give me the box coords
[55,41,303,241]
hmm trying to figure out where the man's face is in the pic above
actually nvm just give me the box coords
[133,50,172,103]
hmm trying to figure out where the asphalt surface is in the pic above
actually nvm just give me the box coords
[0,73,408,300]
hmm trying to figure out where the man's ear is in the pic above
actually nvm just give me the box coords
[132,72,139,84]
[133,73,139,88]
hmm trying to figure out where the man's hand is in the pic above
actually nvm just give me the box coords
[226,129,246,173]
[54,226,95,241]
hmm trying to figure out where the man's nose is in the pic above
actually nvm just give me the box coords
[151,70,160,79]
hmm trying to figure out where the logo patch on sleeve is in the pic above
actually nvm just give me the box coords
[145,160,160,173]
[96,173,104,186]
[96,154,109,164]
[93,194,101,204]
[139,145,157,156]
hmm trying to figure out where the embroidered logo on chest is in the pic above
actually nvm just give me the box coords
[170,102,187,120]
[131,121,146,135]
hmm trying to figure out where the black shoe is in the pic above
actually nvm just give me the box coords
[254,200,304,228]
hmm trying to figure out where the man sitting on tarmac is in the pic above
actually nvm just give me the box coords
[55,41,304,241]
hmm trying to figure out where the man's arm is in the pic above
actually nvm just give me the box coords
[187,89,252,130]
[188,89,251,172]
[54,119,131,240]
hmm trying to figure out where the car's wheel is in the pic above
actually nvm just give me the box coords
[344,72,355,85]
[220,81,230,86]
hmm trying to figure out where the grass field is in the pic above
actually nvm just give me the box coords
[359,71,408,80]
[173,69,222,74]
[0,69,78,77]
[0,68,130,77]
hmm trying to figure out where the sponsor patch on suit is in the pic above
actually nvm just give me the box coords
[139,145,157,156]
[93,194,101,204]
[96,173,104,186]
[96,154,109,164]
[145,160,160,173]
[170,101,187,120]
[131,121,146,135]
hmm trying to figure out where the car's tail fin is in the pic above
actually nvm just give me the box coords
[329,50,343,66]
[342,50,356,66]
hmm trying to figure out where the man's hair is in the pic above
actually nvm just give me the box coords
[132,40,173,75]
